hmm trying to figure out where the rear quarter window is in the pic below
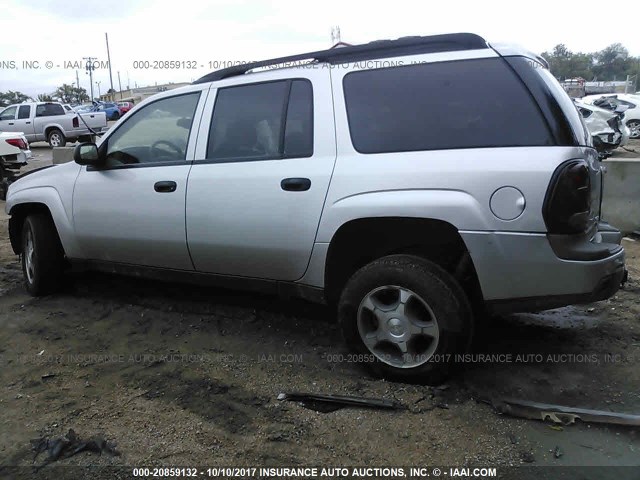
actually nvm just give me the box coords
[343,58,555,153]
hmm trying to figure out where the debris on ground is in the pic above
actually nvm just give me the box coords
[520,450,535,463]
[277,392,404,413]
[489,398,640,426]
[553,446,563,459]
[30,428,120,466]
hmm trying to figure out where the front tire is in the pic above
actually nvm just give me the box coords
[47,129,66,148]
[627,120,640,139]
[338,255,474,384]
[0,163,7,201]
[21,214,65,296]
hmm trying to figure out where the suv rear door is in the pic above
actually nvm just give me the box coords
[186,68,336,281]
[72,87,207,269]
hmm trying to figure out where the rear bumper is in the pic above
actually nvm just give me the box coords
[461,223,626,314]
[486,264,625,314]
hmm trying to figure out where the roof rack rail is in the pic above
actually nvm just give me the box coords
[193,33,487,84]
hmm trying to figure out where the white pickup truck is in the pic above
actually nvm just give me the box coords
[0,102,107,147]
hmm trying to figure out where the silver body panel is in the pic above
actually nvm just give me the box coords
[186,67,336,281]
[5,41,625,307]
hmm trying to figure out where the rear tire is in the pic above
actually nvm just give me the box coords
[47,129,66,148]
[338,254,474,385]
[21,214,65,296]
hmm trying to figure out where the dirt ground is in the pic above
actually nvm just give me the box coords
[1,152,640,478]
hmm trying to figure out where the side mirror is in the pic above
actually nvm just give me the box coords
[74,142,102,166]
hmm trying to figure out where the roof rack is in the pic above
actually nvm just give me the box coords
[193,33,487,84]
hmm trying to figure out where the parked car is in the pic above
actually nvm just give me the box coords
[581,94,640,139]
[574,99,628,157]
[117,102,133,114]
[0,102,108,147]
[73,104,95,113]
[0,131,31,200]
[5,34,626,384]
[94,102,122,121]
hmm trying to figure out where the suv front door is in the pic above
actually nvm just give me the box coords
[186,70,336,281]
[72,87,207,270]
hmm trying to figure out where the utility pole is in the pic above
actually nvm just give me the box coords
[118,71,123,100]
[75,70,80,93]
[96,81,101,98]
[105,33,115,101]
[331,26,341,45]
[83,57,97,101]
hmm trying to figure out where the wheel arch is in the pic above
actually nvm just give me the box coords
[8,202,53,254]
[323,217,485,312]
[7,188,78,257]
[44,125,65,141]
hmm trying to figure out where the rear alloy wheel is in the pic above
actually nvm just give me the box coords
[627,120,640,139]
[47,129,66,148]
[338,255,474,384]
[21,214,65,296]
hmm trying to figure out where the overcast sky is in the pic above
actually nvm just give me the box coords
[1,0,638,99]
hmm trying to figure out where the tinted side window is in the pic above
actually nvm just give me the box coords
[207,79,313,162]
[284,81,313,158]
[0,106,17,121]
[18,105,31,119]
[103,93,200,167]
[343,58,554,153]
[35,104,65,117]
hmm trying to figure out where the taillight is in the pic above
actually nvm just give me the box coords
[543,160,592,234]
[73,116,79,128]
[5,138,28,150]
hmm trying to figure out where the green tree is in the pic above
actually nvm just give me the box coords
[53,84,89,104]
[541,44,594,81]
[37,93,54,102]
[0,90,32,107]
[593,43,630,80]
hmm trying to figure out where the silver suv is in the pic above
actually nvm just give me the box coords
[5,34,626,383]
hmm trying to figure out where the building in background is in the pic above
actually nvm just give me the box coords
[99,82,190,104]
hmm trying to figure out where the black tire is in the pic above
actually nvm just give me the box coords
[21,214,65,296]
[338,254,474,385]
[112,112,120,120]
[0,163,6,201]
[47,129,66,148]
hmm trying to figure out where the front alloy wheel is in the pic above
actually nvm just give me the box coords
[627,120,640,139]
